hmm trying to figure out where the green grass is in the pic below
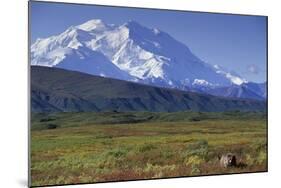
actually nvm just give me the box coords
[30,111,267,186]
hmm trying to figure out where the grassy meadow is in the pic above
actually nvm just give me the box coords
[30,111,267,186]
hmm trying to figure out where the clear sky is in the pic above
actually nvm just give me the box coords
[30,1,267,83]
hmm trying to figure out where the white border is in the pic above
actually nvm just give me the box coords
[1,0,281,188]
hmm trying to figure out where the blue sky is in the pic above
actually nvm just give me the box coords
[30,1,267,83]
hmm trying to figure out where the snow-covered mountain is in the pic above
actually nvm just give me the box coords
[31,19,265,100]
[205,82,266,100]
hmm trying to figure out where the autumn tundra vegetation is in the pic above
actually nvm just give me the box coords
[31,111,267,186]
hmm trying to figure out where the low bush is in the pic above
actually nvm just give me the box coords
[136,143,157,153]
[40,118,55,122]
[189,117,201,122]
[47,124,58,129]
[257,151,267,165]
[184,140,209,160]
[184,155,204,166]
[182,140,209,175]
[144,163,176,178]
[95,147,130,169]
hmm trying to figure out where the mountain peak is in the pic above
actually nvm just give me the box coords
[31,18,257,98]
[77,19,107,31]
